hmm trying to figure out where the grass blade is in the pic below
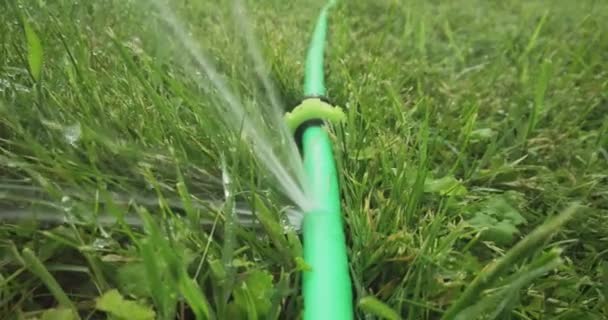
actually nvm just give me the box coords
[22,18,43,82]
[359,296,402,320]
[20,248,78,317]
[442,203,580,319]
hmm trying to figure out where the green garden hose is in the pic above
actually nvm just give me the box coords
[303,0,336,97]
[301,126,352,320]
[293,0,354,319]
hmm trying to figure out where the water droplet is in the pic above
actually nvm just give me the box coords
[0,78,10,92]
[283,208,303,231]
[61,196,74,214]
[92,238,112,250]
[64,123,81,146]
[126,37,143,55]
[14,83,31,93]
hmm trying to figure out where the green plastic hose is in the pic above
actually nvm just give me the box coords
[302,127,352,320]
[303,0,336,97]
[300,0,353,319]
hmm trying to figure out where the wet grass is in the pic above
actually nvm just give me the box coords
[1,0,607,319]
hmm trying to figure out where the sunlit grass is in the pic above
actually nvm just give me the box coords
[1,0,607,319]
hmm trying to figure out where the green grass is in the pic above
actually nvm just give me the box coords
[1,0,607,319]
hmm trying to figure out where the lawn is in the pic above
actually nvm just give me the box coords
[1,0,607,319]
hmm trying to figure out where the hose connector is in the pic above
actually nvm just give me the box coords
[284,98,346,134]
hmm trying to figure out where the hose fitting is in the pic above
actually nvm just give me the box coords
[284,98,346,134]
